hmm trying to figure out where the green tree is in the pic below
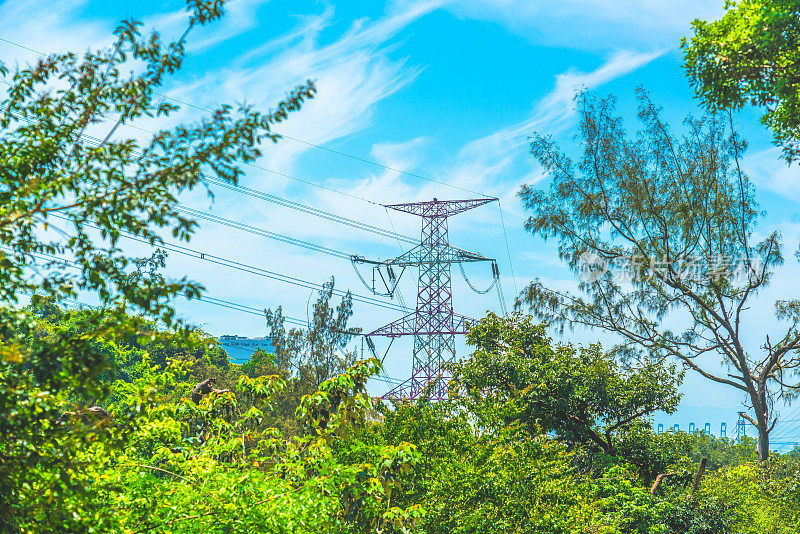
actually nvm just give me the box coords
[0,0,314,322]
[520,89,800,461]
[453,312,681,458]
[681,0,800,161]
[266,277,361,391]
[702,456,800,532]
[8,322,424,533]
[381,331,674,534]
[616,427,759,482]
[0,1,315,529]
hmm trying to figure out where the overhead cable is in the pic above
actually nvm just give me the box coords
[20,249,310,326]
[202,176,416,244]
[43,215,409,313]
[176,205,352,259]
[0,35,495,200]
[5,109,405,243]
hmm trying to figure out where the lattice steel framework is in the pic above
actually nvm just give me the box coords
[353,197,497,400]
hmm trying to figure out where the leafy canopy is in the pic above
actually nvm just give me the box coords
[0,0,314,325]
[682,0,800,161]
[452,312,681,457]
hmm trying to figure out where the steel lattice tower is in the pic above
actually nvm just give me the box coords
[353,197,497,400]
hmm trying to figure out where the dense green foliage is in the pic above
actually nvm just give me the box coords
[4,296,800,532]
[1,300,424,533]
[682,0,800,161]
[376,313,800,534]
[455,313,682,456]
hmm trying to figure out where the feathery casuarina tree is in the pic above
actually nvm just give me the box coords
[519,89,800,461]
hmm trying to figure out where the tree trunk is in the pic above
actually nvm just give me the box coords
[757,422,770,462]
[691,457,707,498]
[747,383,771,462]
[649,472,675,495]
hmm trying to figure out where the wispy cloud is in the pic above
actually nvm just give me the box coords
[371,136,430,172]
[435,48,666,217]
[0,0,681,347]
[314,48,664,252]
[0,0,110,62]
[462,49,666,161]
[448,0,723,50]
[744,146,800,203]
[160,1,447,176]
[189,0,277,52]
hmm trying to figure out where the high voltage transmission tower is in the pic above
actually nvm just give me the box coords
[352,197,501,400]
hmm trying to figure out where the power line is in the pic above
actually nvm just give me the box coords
[770,405,800,440]
[196,295,305,327]
[2,43,509,291]
[176,205,352,259]
[3,108,405,243]
[21,249,311,326]
[139,235,406,312]
[498,200,518,297]
[202,176,416,244]
[0,78,377,208]
[276,134,493,198]
[773,404,800,430]
[2,36,509,320]
[383,207,410,311]
[0,36,40,55]
[63,294,308,328]
[10,113,417,262]
[105,223,402,311]
[44,214,409,313]
[0,34,495,200]
[18,244,407,385]
[6,112,412,312]
[120,88,493,198]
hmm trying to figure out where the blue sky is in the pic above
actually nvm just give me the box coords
[3,0,800,442]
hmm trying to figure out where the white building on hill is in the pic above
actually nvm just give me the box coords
[218,335,275,364]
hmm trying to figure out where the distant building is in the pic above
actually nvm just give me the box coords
[218,335,275,364]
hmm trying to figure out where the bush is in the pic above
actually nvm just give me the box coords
[662,498,735,534]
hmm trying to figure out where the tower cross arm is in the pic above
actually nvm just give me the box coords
[361,244,492,267]
[365,312,476,338]
[384,197,497,218]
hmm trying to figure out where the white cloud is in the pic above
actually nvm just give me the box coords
[463,48,666,160]
[0,0,440,178]
[448,0,723,50]
[421,48,667,223]
[189,0,277,52]
[0,0,110,63]
[145,1,449,178]
[371,136,430,170]
[0,0,693,380]
[297,47,665,264]
[744,146,800,202]
[235,4,337,64]
[135,0,279,52]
